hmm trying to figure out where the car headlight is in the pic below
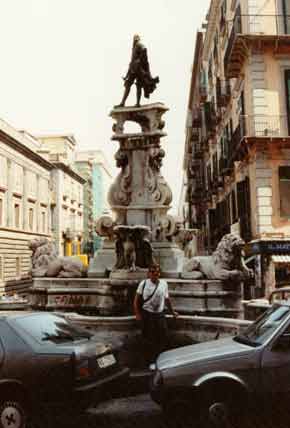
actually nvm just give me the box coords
[153,370,163,387]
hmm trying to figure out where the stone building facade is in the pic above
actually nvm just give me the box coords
[75,150,112,254]
[182,0,290,296]
[0,120,52,293]
[74,152,94,256]
[37,135,85,256]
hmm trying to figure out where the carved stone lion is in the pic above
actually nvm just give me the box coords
[182,233,253,281]
[29,238,86,278]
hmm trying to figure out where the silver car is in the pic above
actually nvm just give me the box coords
[150,303,290,427]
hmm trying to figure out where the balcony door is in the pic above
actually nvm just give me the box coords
[285,70,290,134]
[282,0,290,34]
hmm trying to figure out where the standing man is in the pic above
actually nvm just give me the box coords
[117,34,159,107]
[134,264,178,361]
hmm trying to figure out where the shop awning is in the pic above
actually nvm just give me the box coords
[272,255,290,263]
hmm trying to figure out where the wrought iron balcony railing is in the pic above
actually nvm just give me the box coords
[192,108,202,127]
[224,14,290,77]
[242,114,288,137]
[216,79,231,108]
[230,14,290,37]
[226,114,289,163]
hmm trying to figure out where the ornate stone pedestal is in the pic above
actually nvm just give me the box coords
[89,103,184,278]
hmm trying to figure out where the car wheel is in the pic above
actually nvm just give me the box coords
[202,392,242,428]
[163,396,198,428]
[0,401,26,428]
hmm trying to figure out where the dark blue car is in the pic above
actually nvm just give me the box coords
[0,311,129,428]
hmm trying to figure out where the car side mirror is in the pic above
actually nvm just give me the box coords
[274,333,290,350]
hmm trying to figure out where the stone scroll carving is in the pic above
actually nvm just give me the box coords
[29,238,86,278]
[108,149,132,206]
[95,216,115,241]
[146,147,172,205]
[182,233,254,281]
[153,215,176,242]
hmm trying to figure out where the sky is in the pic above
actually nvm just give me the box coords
[0,0,210,214]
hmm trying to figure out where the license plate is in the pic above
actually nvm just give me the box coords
[97,354,116,368]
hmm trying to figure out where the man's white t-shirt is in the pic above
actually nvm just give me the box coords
[136,278,169,313]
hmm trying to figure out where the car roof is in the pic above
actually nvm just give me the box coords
[269,287,290,304]
[0,311,62,319]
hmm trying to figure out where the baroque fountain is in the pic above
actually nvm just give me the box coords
[29,36,252,351]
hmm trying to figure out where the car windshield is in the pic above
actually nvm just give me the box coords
[14,313,93,343]
[234,304,290,347]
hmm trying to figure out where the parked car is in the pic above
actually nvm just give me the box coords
[0,311,129,427]
[150,302,290,427]
[269,286,290,304]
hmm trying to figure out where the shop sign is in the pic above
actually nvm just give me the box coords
[247,241,290,255]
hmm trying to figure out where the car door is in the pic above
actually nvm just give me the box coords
[260,317,290,396]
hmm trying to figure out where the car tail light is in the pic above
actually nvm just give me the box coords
[75,359,91,380]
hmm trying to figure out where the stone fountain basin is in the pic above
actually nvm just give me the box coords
[64,312,251,371]
[30,277,243,318]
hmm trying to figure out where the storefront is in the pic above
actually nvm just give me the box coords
[246,240,290,298]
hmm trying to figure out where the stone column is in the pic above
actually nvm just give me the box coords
[263,255,276,298]
[6,159,13,228]
[36,174,41,233]
[23,168,28,231]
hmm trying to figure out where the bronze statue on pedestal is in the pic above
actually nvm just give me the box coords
[117,35,159,107]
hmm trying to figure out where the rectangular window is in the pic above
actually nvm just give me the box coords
[285,70,290,135]
[41,212,46,233]
[0,256,3,281]
[231,189,237,223]
[14,204,20,228]
[0,198,3,226]
[29,208,34,231]
[282,0,290,34]
[237,178,252,241]
[279,166,290,217]
[16,256,21,278]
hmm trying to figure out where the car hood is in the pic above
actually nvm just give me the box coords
[157,337,254,370]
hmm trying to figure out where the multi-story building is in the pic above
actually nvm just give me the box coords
[75,150,112,254]
[0,121,52,293]
[182,0,290,296]
[74,152,94,256]
[37,135,85,256]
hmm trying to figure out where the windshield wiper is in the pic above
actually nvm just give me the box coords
[42,333,75,342]
[234,334,259,347]
[42,332,92,342]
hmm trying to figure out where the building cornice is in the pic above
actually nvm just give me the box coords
[52,162,86,184]
[187,31,204,110]
[0,130,53,171]
[203,0,220,62]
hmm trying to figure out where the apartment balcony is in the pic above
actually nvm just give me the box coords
[227,114,290,165]
[204,101,218,134]
[225,14,290,78]
[193,142,204,159]
[216,80,231,108]
[191,127,200,142]
[200,84,208,102]
[219,156,233,176]
[242,114,288,138]
[192,108,202,127]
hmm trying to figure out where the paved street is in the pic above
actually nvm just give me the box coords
[55,394,290,428]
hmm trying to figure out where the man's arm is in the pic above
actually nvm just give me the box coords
[133,293,142,321]
[165,297,179,318]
